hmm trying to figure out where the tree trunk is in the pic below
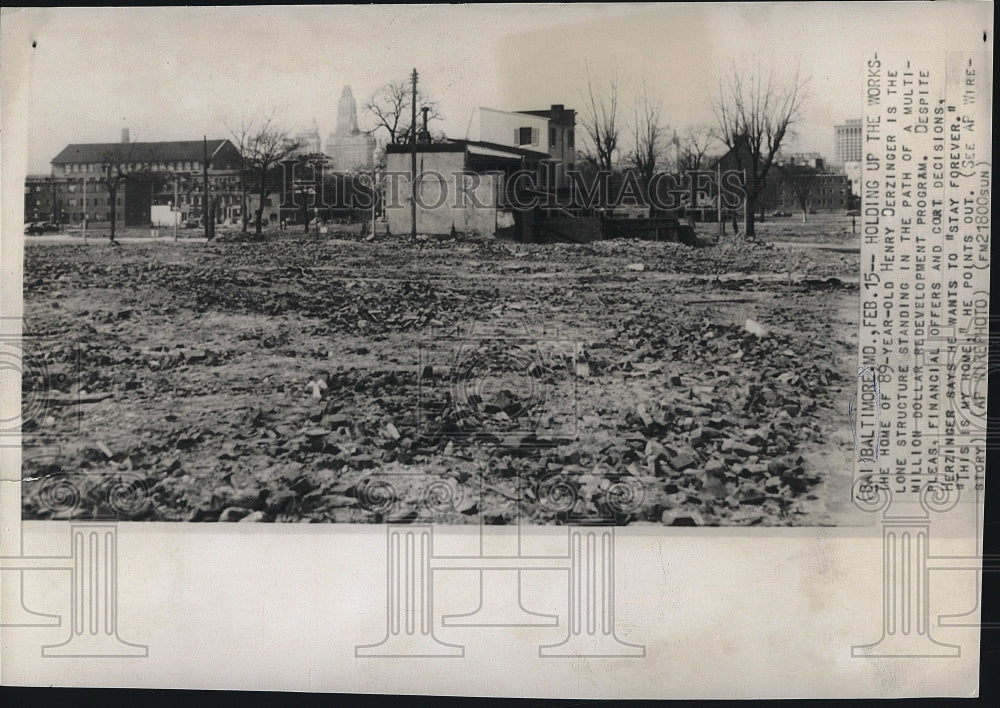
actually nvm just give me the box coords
[108,184,118,242]
[745,197,756,238]
[255,167,267,237]
[239,163,249,234]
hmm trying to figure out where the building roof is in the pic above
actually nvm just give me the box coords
[385,141,468,155]
[463,139,550,160]
[466,145,532,161]
[385,139,550,161]
[518,106,576,126]
[51,139,234,165]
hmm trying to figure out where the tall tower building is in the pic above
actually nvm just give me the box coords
[325,85,375,172]
[335,86,360,136]
[835,118,863,199]
[834,118,862,163]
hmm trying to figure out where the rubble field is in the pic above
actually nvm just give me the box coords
[21,219,861,526]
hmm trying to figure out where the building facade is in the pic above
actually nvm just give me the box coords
[478,104,576,188]
[770,171,855,213]
[834,118,862,163]
[41,136,244,228]
[383,139,550,236]
[715,137,856,215]
[325,85,376,172]
[292,119,323,156]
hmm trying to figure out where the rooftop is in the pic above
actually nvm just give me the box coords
[51,139,235,165]
[385,139,551,161]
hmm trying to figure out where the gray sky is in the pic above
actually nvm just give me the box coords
[4,3,992,174]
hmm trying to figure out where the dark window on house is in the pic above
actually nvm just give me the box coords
[550,127,557,148]
[516,126,539,146]
[568,129,574,148]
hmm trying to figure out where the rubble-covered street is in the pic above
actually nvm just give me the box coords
[21,219,860,526]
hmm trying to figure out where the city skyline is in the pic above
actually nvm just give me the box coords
[5,3,986,174]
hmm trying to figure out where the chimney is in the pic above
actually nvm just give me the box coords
[418,106,431,144]
[121,128,130,144]
[551,104,564,120]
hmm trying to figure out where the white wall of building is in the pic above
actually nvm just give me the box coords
[843,161,861,196]
[150,204,179,227]
[384,150,502,236]
[478,108,547,150]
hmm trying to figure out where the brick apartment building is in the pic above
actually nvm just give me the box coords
[27,132,245,229]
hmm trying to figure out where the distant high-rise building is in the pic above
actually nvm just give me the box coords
[834,118,862,163]
[292,119,323,156]
[325,85,375,172]
[335,86,360,136]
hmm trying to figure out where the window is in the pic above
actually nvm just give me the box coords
[568,129,574,149]
[550,127,557,148]
[516,126,539,146]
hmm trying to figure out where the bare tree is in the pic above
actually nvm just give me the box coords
[365,79,443,145]
[713,59,807,237]
[246,117,301,236]
[225,114,256,234]
[676,124,717,172]
[777,162,818,222]
[98,141,161,243]
[579,64,620,172]
[627,79,667,184]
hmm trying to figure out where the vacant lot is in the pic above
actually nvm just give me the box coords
[21,216,861,526]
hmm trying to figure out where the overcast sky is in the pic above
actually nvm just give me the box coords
[3,3,992,174]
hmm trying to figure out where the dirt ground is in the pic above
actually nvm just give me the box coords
[20,214,861,526]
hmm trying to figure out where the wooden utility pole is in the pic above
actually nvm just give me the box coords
[203,136,211,240]
[410,68,418,239]
[371,166,377,240]
[82,175,88,243]
[173,178,179,241]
